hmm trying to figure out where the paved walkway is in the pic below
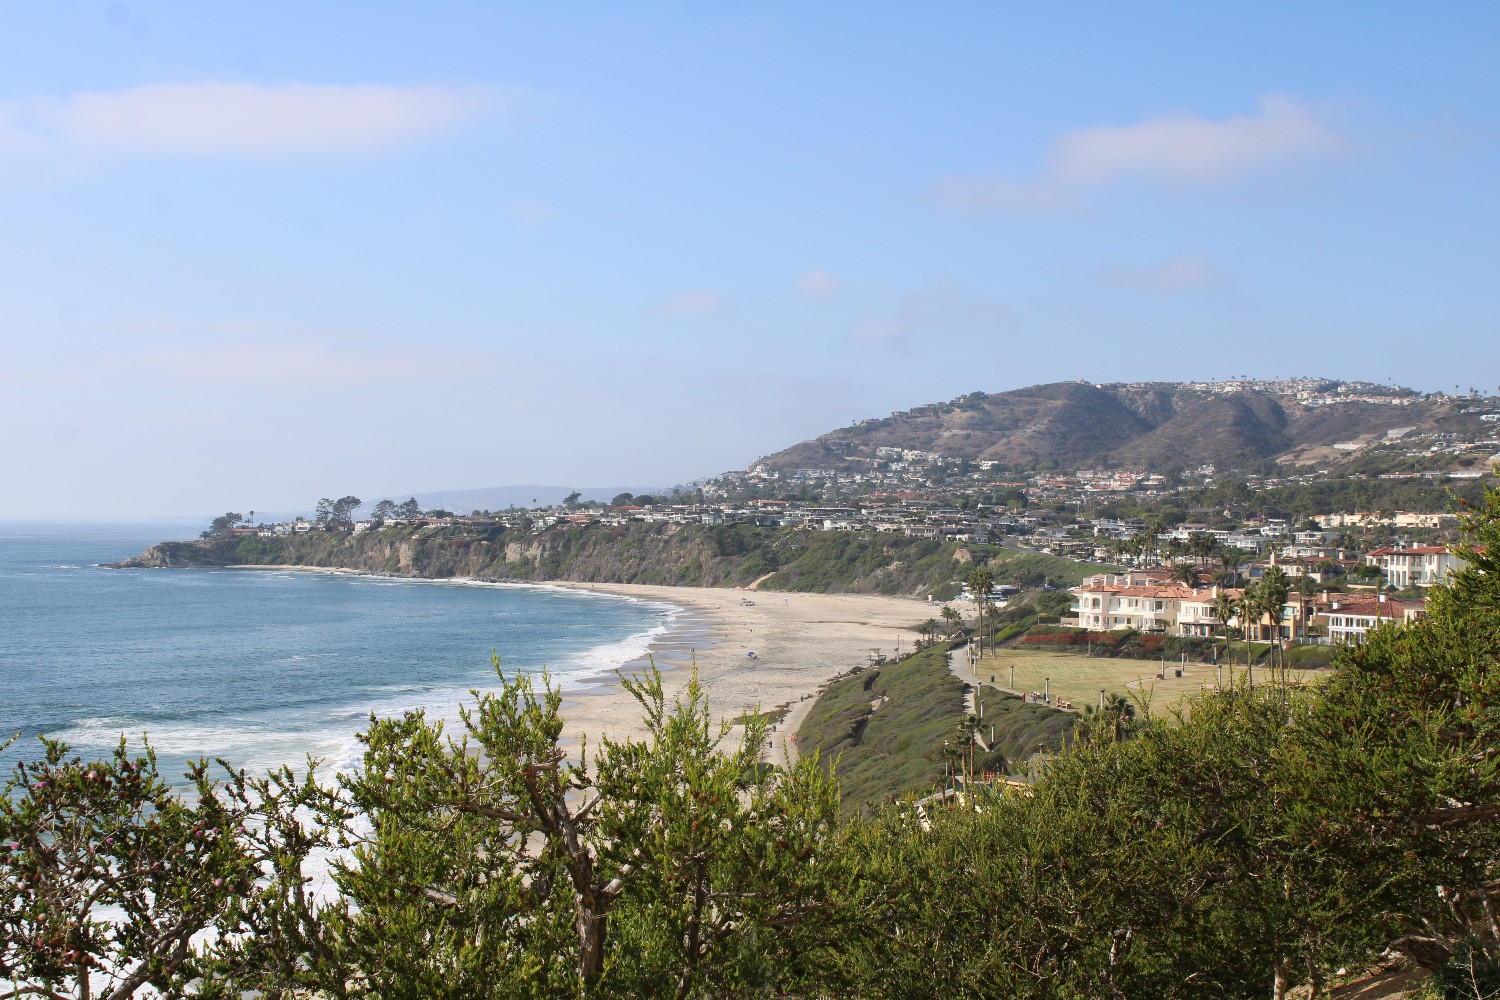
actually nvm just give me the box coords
[768,691,818,768]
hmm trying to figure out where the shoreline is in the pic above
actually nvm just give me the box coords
[549,582,934,760]
[205,565,935,759]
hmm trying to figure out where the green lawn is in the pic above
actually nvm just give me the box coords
[968,648,1226,714]
[968,646,1331,714]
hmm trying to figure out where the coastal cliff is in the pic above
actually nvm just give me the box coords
[113,521,1100,597]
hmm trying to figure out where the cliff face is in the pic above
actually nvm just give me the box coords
[111,522,994,597]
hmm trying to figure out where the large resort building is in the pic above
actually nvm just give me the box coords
[1067,568,1429,646]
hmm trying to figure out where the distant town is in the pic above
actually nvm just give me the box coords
[215,376,1498,656]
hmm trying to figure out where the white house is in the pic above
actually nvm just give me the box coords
[1365,545,1463,589]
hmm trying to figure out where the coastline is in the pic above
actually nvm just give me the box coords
[550,583,933,763]
[219,565,934,761]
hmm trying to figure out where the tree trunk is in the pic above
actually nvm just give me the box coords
[577,899,608,984]
[1272,959,1289,1000]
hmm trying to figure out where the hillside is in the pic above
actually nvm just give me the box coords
[753,379,1471,475]
[113,521,1106,598]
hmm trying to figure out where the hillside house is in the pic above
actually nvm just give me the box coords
[1365,545,1462,589]
[1315,593,1426,645]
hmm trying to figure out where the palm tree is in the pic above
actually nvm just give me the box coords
[1171,563,1199,588]
[968,566,994,655]
[1239,583,1260,683]
[1144,517,1165,566]
[922,618,941,646]
[1219,551,1240,589]
[1259,566,1290,680]
[1212,590,1238,654]
[1101,692,1135,740]
[1292,574,1316,645]
[941,604,962,638]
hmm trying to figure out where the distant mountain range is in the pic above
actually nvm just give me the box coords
[749,379,1489,475]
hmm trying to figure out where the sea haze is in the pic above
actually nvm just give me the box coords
[0,523,680,785]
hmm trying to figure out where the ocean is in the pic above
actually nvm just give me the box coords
[0,522,693,786]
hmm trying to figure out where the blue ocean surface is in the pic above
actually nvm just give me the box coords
[0,522,686,785]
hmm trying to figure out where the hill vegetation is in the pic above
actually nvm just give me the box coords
[756,380,1473,474]
[115,521,1107,598]
[795,640,1077,816]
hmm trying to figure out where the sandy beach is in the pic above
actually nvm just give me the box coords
[551,583,934,765]
[228,566,934,763]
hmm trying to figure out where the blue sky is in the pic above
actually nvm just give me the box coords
[3,3,1497,517]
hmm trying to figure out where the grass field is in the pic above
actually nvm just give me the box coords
[967,648,1259,715]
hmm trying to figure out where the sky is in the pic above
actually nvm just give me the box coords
[2,3,1498,518]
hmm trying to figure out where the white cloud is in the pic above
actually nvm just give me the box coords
[932,94,1346,213]
[0,81,509,158]
[1105,251,1222,292]
[796,269,841,300]
[660,291,721,317]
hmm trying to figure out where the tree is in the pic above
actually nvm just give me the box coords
[320,658,843,996]
[1239,584,1261,681]
[1219,550,1240,588]
[372,499,398,521]
[1171,563,1200,588]
[0,737,341,999]
[314,497,334,525]
[336,497,363,526]
[397,498,422,519]
[1213,590,1239,646]
[563,491,583,508]
[201,512,243,539]
[940,604,962,638]
[967,567,994,656]
[921,618,941,646]
[1097,692,1135,741]
[1290,474,1500,982]
[1259,566,1290,678]
[611,493,635,508]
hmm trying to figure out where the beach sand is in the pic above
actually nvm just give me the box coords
[232,566,935,764]
[551,583,933,765]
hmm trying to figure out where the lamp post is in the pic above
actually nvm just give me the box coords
[1045,676,1050,703]
[1100,688,1106,711]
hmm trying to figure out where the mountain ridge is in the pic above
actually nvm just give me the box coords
[744,378,1476,477]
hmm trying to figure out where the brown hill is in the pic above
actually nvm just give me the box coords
[753,381,1463,475]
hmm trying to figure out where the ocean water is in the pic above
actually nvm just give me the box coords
[0,522,691,786]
